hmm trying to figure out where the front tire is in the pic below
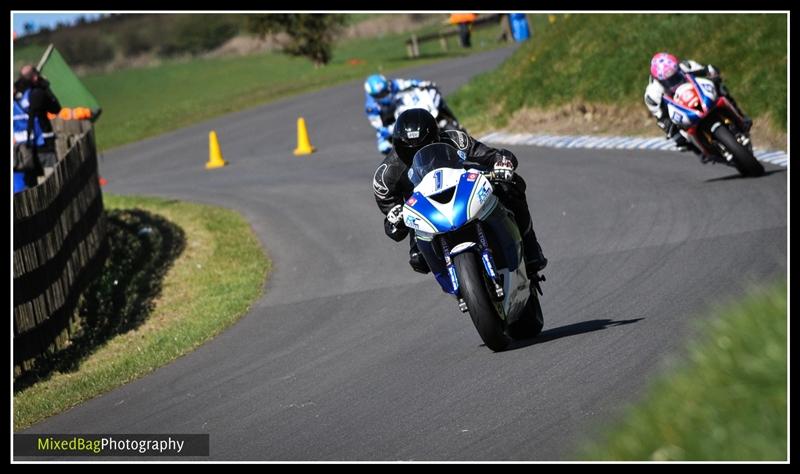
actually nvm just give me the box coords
[453,252,510,352]
[713,126,764,177]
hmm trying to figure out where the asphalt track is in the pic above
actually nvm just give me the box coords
[19,47,787,461]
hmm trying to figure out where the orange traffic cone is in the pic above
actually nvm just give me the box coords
[206,131,227,169]
[293,117,315,156]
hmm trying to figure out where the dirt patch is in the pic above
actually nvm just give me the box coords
[505,102,654,137]
[203,34,288,58]
[72,52,167,75]
[500,102,787,151]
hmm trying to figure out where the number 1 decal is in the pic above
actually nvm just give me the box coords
[434,170,443,191]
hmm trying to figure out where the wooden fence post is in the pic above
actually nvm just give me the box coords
[411,34,420,58]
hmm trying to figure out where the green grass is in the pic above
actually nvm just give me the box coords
[13,195,270,430]
[15,21,505,152]
[13,43,46,70]
[449,14,787,133]
[579,280,787,461]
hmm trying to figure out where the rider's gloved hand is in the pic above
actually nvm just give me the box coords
[492,155,515,182]
[378,138,392,155]
[384,204,408,242]
[378,126,392,140]
[387,204,404,226]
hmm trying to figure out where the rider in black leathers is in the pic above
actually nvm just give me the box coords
[372,109,547,276]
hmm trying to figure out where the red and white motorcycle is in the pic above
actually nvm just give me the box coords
[664,73,764,177]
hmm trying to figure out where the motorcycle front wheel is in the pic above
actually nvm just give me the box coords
[712,126,764,177]
[453,252,510,352]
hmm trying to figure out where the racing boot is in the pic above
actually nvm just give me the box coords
[409,239,430,274]
[719,85,752,133]
[674,134,703,156]
[522,228,547,277]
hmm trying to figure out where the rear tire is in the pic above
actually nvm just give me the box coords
[713,126,764,177]
[508,291,544,340]
[453,252,510,352]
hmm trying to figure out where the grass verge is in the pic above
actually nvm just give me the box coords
[15,20,505,152]
[578,280,787,461]
[449,14,787,136]
[13,194,270,430]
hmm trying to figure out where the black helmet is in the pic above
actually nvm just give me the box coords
[392,108,439,165]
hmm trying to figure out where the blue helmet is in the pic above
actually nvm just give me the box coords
[364,74,391,100]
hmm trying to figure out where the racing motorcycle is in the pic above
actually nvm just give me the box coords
[664,72,764,177]
[392,85,464,133]
[378,86,466,155]
[402,143,544,351]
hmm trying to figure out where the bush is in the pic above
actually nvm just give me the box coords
[58,34,115,66]
[118,29,152,57]
[245,14,347,66]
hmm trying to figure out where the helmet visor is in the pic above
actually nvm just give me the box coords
[371,88,390,99]
[661,71,685,93]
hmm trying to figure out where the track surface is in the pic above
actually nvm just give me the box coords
[19,47,787,460]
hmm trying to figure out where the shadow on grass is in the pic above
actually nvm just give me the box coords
[14,208,185,393]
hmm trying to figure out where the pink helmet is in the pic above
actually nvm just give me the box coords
[650,52,679,80]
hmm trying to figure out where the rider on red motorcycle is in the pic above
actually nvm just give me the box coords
[644,52,752,157]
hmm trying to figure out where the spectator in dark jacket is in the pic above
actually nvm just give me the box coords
[14,65,61,184]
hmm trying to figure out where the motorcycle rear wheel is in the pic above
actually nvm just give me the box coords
[507,290,544,340]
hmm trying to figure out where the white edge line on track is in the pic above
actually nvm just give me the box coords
[479,132,788,168]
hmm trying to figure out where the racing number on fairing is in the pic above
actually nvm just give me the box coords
[434,170,443,192]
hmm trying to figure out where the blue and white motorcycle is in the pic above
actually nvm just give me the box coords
[403,143,544,351]
[379,86,465,155]
[392,86,463,133]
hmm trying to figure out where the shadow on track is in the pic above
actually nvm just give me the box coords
[505,317,645,351]
[704,168,785,182]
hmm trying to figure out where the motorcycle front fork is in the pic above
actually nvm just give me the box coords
[442,222,504,313]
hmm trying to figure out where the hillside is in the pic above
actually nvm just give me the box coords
[448,14,787,147]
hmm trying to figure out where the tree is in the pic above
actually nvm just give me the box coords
[245,14,347,67]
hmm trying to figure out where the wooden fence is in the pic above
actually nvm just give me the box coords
[13,119,108,376]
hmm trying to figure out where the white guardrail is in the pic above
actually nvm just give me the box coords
[479,132,788,168]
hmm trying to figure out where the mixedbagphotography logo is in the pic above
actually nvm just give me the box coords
[14,434,210,457]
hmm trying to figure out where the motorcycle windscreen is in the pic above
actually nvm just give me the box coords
[409,143,465,186]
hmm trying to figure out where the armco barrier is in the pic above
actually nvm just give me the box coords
[13,120,108,377]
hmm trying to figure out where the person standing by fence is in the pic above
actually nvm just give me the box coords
[13,65,61,188]
[449,13,477,48]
